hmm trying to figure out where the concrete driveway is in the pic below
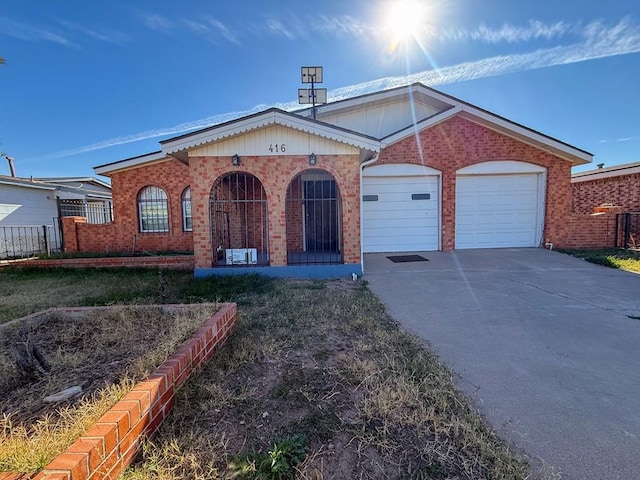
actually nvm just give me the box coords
[364,249,640,480]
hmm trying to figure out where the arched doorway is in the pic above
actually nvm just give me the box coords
[285,169,343,265]
[210,172,269,266]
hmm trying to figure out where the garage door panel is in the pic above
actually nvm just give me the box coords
[364,194,436,204]
[363,173,440,253]
[364,236,440,252]
[364,218,439,230]
[456,173,541,249]
[365,233,439,244]
[363,201,437,214]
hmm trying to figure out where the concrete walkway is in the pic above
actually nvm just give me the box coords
[364,249,640,480]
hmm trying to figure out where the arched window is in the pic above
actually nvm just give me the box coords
[137,186,169,232]
[181,187,192,232]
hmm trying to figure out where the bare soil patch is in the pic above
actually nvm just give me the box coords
[123,279,531,480]
[0,304,218,472]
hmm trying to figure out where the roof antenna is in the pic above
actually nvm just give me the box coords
[298,66,327,120]
[1,153,16,177]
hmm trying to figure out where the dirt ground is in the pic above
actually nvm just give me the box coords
[124,279,530,480]
[0,305,217,428]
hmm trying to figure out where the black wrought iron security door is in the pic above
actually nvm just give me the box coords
[304,179,338,252]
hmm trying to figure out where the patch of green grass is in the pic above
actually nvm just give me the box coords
[0,268,274,324]
[227,434,307,480]
[558,248,640,273]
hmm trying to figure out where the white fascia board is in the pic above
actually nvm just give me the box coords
[94,151,167,176]
[572,164,640,183]
[60,178,112,189]
[0,178,57,191]
[458,106,592,165]
[162,110,381,154]
[36,177,112,190]
[381,107,461,146]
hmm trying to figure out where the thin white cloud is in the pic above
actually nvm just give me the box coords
[443,20,571,44]
[43,17,640,160]
[330,17,640,96]
[0,17,76,48]
[266,19,295,40]
[182,20,210,35]
[599,134,640,143]
[311,14,369,37]
[181,17,239,45]
[147,13,570,46]
[138,13,173,32]
[57,20,128,45]
[206,16,239,45]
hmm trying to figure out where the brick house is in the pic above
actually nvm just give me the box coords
[572,161,640,214]
[76,83,593,277]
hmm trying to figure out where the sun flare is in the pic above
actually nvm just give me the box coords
[383,0,427,43]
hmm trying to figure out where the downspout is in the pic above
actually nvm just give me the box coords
[359,152,380,275]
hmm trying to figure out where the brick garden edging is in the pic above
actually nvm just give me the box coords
[0,302,237,480]
[8,255,194,270]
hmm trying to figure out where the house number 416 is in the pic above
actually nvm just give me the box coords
[268,144,286,153]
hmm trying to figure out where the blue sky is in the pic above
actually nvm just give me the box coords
[0,0,638,179]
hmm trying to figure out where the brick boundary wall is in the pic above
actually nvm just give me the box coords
[554,206,623,249]
[0,303,237,480]
[572,173,640,215]
[10,255,194,270]
[558,213,618,249]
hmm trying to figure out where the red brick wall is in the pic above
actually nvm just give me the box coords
[189,155,360,268]
[377,115,573,249]
[64,159,193,254]
[286,179,304,252]
[560,213,618,249]
[572,173,640,214]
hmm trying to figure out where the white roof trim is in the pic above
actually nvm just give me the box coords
[0,178,57,191]
[457,160,546,175]
[572,162,640,183]
[363,163,441,176]
[381,107,461,146]
[161,110,381,155]
[35,177,112,189]
[94,151,167,175]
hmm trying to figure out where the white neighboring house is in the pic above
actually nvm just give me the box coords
[0,175,112,258]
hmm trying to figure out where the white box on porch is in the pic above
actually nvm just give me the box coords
[225,248,258,265]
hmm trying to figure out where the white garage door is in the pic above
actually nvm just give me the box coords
[363,165,440,253]
[455,173,543,249]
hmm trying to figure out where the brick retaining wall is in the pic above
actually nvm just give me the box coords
[13,255,194,270]
[0,303,237,480]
